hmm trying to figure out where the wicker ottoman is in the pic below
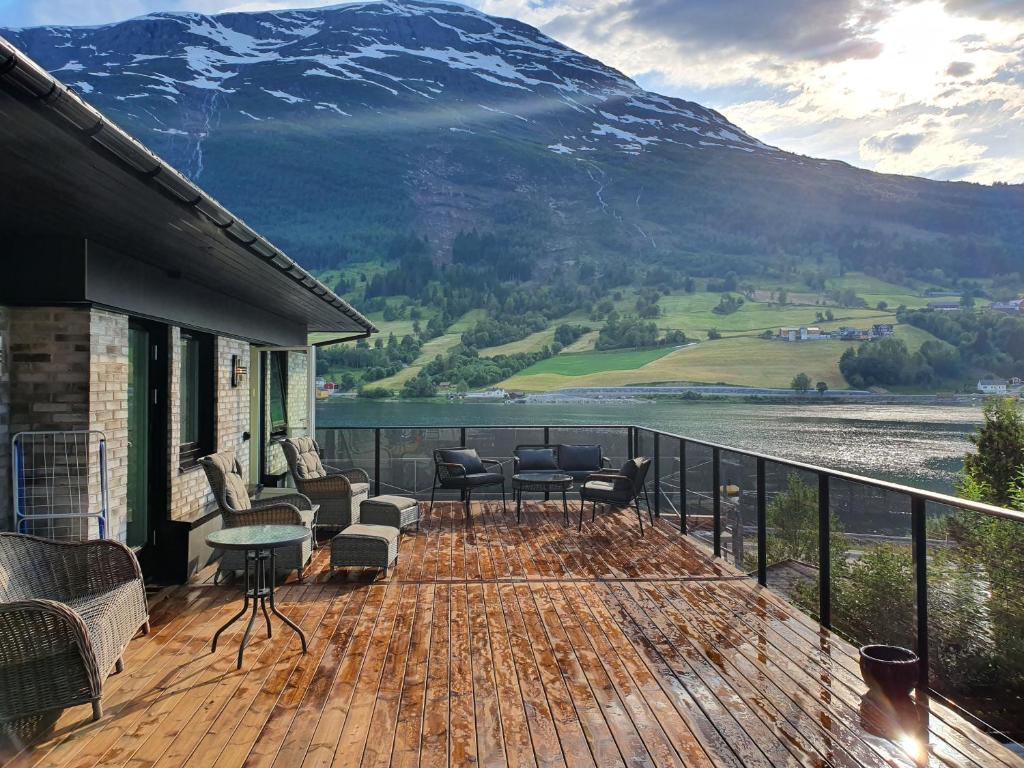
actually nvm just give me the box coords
[330,523,399,576]
[360,494,420,531]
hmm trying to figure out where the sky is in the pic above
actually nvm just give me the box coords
[2,0,1022,184]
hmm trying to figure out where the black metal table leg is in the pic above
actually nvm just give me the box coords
[562,490,569,525]
[516,489,522,524]
[211,548,251,653]
[267,549,308,654]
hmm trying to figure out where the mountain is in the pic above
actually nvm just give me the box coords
[4,1,1023,281]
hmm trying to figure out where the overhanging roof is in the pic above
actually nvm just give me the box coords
[0,36,376,337]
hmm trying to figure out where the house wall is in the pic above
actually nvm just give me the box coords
[88,309,129,541]
[167,328,251,523]
[1,306,252,537]
[261,350,310,480]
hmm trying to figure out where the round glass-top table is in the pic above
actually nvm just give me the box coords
[512,472,574,524]
[206,524,311,669]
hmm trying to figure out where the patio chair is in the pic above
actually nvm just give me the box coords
[279,436,370,535]
[578,456,654,535]
[0,533,149,722]
[429,447,507,520]
[200,450,314,580]
[513,443,612,483]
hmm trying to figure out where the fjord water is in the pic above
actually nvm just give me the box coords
[317,399,983,493]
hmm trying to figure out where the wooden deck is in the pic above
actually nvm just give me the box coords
[3,501,1021,768]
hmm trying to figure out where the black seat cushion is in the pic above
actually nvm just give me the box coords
[437,448,486,475]
[558,444,602,472]
[517,448,558,471]
[441,471,505,488]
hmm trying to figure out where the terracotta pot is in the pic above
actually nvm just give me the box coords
[859,644,919,697]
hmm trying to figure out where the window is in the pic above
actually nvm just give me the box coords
[268,351,288,435]
[178,331,215,469]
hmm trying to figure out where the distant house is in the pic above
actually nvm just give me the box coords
[928,300,961,311]
[872,324,895,337]
[990,299,1024,314]
[977,379,1009,395]
[779,326,827,341]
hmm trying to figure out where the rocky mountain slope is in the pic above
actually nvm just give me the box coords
[5,1,1022,278]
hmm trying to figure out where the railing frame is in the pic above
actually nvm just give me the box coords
[317,421,1024,700]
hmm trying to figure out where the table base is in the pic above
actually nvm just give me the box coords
[211,548,308,669]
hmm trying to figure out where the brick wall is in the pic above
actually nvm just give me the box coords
[0,307,9,530]
[168,329,251,522]
[262,350,310,478]
[6,308,93,537]
[89,310,129,541]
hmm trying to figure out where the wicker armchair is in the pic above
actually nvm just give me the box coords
[279,436,370,535]
[429,447,507,520]
[0,533,149,722]
[578,457,654,535]
[200,450,314,580]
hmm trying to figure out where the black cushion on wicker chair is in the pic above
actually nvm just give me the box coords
[517,448,558,471]
[437,448,486,475]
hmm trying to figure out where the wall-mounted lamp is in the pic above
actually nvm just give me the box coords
[231,354,248,388]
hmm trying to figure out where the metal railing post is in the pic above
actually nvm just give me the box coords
[628,426,635,459]
[912,495,930,692]
[544,426,550,501]
[374,428,381,496]
[757,457,767,586]
[818,473,831,627]
[653,434,660,518]
[712,447,721,557]
[679,439,687,534]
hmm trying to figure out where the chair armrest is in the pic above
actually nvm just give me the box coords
[587,472,628,483]
[224,504,305,527]
[296,474,355,497]
[481,458,503,468]
[437,461,467,477]
[324,466,370,484]
[0,598,101,694]
[251,492,313,512]
[601,457,612,468]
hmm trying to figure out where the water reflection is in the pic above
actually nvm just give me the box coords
[320,400,983,493]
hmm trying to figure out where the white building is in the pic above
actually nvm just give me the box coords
[977,379,1009,395]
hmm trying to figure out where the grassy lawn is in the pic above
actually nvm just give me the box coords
[502,336,849,391]
[480,326,558,357]
[515,346,677,377]
[892,323,953,351]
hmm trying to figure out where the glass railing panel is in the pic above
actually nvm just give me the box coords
[719,449,757,572]
[315,427,375,488]
[655,433,682,524]
[378,426,461,498]
[685,442,715,552]
[925,499,1023,739]
[762,462,819,616]
[829,479,915,650]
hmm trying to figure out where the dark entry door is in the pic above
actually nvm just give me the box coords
[127,319,168,577]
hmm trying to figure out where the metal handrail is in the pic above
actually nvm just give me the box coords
[320,422,1024,523]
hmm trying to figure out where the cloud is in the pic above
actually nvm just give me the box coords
[864,131,927,154]
[946,60,976,76]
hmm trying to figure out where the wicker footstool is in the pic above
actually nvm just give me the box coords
[330,524,399,576]
[360,494,420,531]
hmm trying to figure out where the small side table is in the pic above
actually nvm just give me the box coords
[206,524,311,669]
[512,472,573,524]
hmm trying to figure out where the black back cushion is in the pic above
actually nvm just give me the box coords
[438,448,486,475]
[517,448,558,471]
[558,444,602,471]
